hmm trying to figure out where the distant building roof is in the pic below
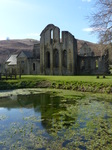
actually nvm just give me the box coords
[17,51,33,58]
[22,51,33,58]
[6,54,18,65]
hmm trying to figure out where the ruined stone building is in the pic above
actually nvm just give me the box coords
[39,24,109,75]
[17,46,40,75]
[5,24,109,75]
[77,42,109,75]
[40,24,77,75]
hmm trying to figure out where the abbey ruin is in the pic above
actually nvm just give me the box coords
[5,24,109,75]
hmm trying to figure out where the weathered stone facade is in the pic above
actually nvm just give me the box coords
[77,43,109,75]
[17,45,40,75]
[40,24,109,75]
[40,24,77,75]
[4,24,109,75]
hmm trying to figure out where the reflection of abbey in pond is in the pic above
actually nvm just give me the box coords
[6,24,109,75]
[0,93,75,131]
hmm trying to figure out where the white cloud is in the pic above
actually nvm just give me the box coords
[82,0,91,2]
[83,27,106,32]
[83,28,93,32]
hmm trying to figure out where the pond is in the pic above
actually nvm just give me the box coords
[0,91,112,150]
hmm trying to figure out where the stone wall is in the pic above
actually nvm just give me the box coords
[77,44,109,75]
[0,63,5,74]
[7,24,109,76]
[17,54,40,75]
[40,24,77,75]
[77,52,109,75]
[17,56,29,75]
[28,59,40,75]
[33,43,40,59]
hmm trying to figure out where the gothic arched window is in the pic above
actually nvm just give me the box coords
[62,50,67,68]
[50,29,53,44]
[53,49,59,68]
[33,63,35,71]
[46,52,50,68]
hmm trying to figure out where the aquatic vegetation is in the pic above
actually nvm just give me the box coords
[0,114,7,120]
[0,90,112,149]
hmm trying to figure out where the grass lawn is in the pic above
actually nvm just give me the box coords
[21,75,112,83]
[0,75,112,93]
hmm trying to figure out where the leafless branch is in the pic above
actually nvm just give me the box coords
[88,0,112,44]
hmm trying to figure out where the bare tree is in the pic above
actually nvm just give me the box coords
[89,0,112,44]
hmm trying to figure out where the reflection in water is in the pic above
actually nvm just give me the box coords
[0,93,112,149]
[0,93,77,134]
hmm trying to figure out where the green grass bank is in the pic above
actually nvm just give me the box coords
[0,75,112,93]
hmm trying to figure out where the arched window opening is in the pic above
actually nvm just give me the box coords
[62,50,67,68]
[95,60,98,69]
[50,29,53,44]
[33,63,35,71]
[81,60,85,69]
[53,49,59,68]
[46,52,50,68]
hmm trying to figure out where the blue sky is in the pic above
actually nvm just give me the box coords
[0,0,98,43]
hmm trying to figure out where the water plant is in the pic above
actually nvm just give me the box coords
[0,90,112,149]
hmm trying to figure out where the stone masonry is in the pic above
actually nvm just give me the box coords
[40,24,77,75]
[40,24,109,75]
[5,24,110,75]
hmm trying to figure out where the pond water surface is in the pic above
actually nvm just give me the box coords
[0,92,112,150]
